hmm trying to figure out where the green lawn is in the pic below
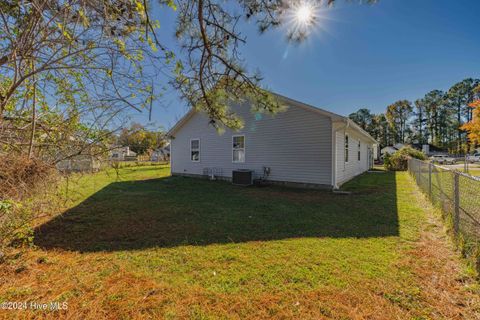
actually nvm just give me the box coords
[0,165,477,319]
[467,168,480,176]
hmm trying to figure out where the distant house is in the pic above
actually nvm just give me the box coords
[381,143,437,158]
[373,144,380,161]
[151,144,170,161]
[110,146,137,161]
[410,143,446,156]
[56,154,101,172]
[168,93,377,189]
[380,146,399,158]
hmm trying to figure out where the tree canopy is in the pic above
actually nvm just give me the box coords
[118,123,166,155]
[386,100,412,144]
[0,0,171,160]
[461,86,480,145]
[348,108,372,131]
[349,78,480,153]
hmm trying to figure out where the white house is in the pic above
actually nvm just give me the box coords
[110,146,137,161]
[56,154,101,172]
[151,144,170,161]
[380,143,410,158]
[380,146,398,158]
[168,93,377,189]
[393,143,405,150]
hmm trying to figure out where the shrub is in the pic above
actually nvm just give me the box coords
[0,154,58,257]
[0,154,56,200]
[383,153,391,170]
[384,146,427,171]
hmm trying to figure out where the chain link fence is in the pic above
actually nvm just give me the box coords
[408,158,480,263]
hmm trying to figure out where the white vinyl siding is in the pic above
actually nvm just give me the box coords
[171,101,333,185]
[334,126,371,186]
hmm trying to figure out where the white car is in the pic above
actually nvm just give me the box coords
[431,155,457,165]
[467,153,480,163]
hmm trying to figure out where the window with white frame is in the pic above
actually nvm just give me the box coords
[191,139,200,162]
[358,140,361,161]
[232,135,245,163]
[344,134,349,163]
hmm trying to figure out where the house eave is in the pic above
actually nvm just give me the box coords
[167,108,196,138]
[271,92,345,122]
[331,118,377,145]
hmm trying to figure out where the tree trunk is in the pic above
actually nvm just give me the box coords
[457,104,462,153]
[418,109,423,144]
[28,64,36,159]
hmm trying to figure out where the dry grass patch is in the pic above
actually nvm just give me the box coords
[397,193,480,319]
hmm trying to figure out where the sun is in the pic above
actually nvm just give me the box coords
[281,1,321,41]
[296,4,314,25]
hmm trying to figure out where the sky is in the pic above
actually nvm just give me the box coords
[130,0,480,131]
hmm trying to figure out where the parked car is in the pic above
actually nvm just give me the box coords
[430,154,457,165]
[467,153,480,163]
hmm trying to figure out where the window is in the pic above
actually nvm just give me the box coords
[191,139,200,162]
[344,134,349,163]
[358,141,361,161]
[232,135,245,163]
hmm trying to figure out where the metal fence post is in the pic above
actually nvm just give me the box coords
[453,172,460,235]
[414,161,417,179]
[428,162,432,199]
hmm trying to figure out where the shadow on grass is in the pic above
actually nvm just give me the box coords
[34,172,399,252]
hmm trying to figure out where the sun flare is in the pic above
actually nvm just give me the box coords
[282,1,321,41]
[296,4,314,25]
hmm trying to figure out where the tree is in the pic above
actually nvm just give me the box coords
[0,105,119,164]
[422,90,446,146]
[371,113,392,147]
[0,0,174,160]
[348,109,392,148]
[349,108,373,131]
[349,108,391,146]
[412,98,427,144]
[461,86,480,146]
[386,100,412,143]
[0,1,167,114]
[367,79,480,151]
[118,123,166,155]
[446,79,480,152]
